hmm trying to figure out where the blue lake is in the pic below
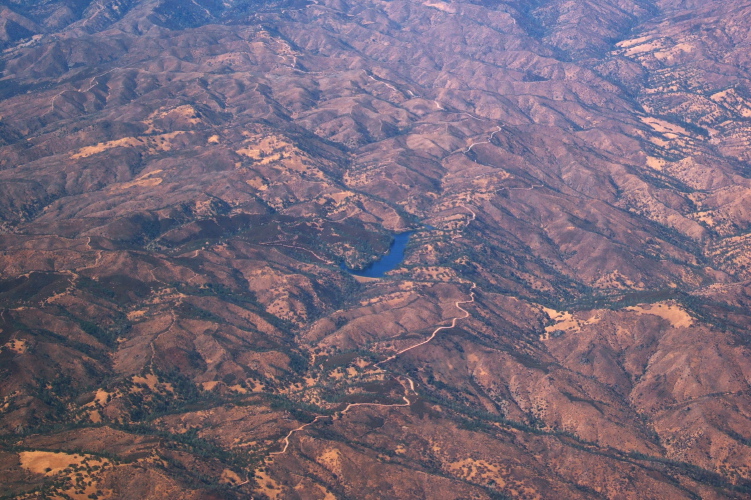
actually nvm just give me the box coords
[340,231,413,278]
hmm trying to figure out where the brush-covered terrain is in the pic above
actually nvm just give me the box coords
[2,0,751,498]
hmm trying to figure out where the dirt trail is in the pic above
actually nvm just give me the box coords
[270,394,412,456]
[269,204,479,458]
[260,240,334,264]
[464,126,503,153]
[375,281,476,367]
[44,238,106,305]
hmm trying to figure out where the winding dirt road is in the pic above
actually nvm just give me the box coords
[270,203,479,457]
[270,395,412,456]
[375,282,476,367]
[464,126,503,153]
